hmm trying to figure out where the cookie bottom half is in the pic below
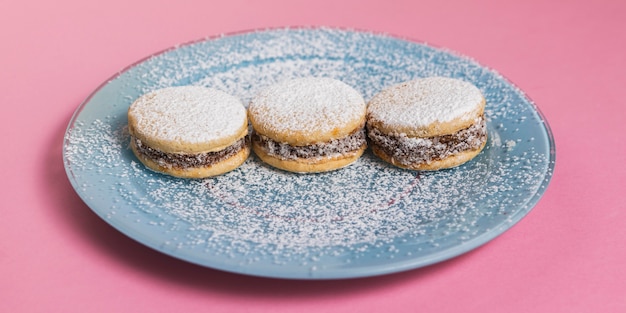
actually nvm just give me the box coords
[130,139,250,178]
[252,140,366,173]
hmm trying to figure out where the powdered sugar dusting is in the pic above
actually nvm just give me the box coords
[248,77,365,136]
[368,77,484,128]
[128,86,245,144]
[63,28,554,278]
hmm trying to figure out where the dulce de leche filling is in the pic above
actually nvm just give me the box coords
[133,136,248,169]
[367,116,487,166]
[252,129,367,161]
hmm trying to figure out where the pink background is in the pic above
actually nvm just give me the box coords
[2,0,625,312]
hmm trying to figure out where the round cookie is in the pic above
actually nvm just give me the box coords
[128,86,249,178]
[366,77,488,170]
[248,77,367,173]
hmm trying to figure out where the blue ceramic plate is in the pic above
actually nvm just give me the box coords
[63,28,555,279]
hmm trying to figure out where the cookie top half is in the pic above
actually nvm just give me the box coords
[128,86,248,154]
[248,77,366,146]
[367,77,485,138]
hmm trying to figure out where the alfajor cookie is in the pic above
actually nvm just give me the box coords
[127,86,249,178]
[248,77,367,173]
[366,77,487,171]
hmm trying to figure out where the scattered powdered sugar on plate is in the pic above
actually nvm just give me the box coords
[63,28,555,278]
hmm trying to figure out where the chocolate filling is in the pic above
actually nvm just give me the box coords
[367,116,487,166]
[133,136,248,169]
[253,129,367,160]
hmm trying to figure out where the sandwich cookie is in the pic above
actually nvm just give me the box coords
[128,86,249,178]
[366,77,488,170]
[248,77,367,173]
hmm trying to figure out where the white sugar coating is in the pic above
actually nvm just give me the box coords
[248,77,365,136]
[64,29,553,269]
[368,77,484,128]
[128,86,246,144]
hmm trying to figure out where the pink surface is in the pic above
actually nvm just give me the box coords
[2,0,625,312]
